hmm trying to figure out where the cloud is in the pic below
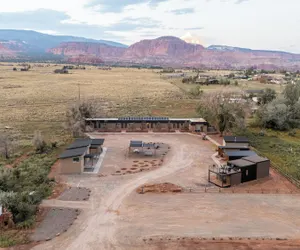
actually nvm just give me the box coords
[170,8,195,15]
[86,0,168,13]
[108,17,160,31]
[185,26,203,30]
[235,0,249,4]
[0,9,69,29]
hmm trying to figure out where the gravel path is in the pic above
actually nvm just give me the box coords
[31,208,80,242]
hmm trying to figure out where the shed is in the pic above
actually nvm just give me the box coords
[223,136,250,147]
[218,145,249,156]
[243,155,270,179]
[90,139,105,154]
[224,150,257,161]
[67,138,91,150]
[228,159,257,183]
[59,147,87,174]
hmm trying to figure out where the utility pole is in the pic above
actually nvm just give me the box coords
[78,83,81,102]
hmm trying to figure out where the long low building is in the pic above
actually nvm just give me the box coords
[85,117,208,133]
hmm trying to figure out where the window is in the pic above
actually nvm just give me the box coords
[73,157,80,163]
[246,169,249,176]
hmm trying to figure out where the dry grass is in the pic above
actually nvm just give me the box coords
[0,65,184,139]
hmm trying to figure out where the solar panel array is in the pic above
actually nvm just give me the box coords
[118,117,169,121]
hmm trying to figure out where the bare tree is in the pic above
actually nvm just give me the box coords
[33,131,47,153]
[0,134,15,159]
[65,101,102,137]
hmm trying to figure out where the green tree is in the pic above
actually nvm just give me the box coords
[196,92,246,135]
[259,88,277,105]
[283,82,300,106]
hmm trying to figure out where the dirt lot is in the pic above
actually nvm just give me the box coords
[58,187,91,201]
[31,134,300,250]
[98,139,170,176]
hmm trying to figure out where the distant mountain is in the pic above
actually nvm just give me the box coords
[48,42,126,61]
[47,37,300,69]
[0,29,127,55]
[1,30,300,70]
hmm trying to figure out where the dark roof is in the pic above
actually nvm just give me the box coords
[223,136,249,143]
[130,140,143,147]
[67,138,91,149]
[228,159,256,168]
[59,147,87,159]
[91,139,105,146]
[225,151,257,157]
[218,146,249,149]
[143,143,156,148]
[243,155,269,164]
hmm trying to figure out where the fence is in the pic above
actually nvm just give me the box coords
[251,148,300,189]
[182,187,299,194]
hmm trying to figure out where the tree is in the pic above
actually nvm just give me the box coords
[283,82,300,106]
[66,101,102,137]
[0,134,15,159]
[259,88,277,105]
[33,131,47,153]
[196,92,247,135]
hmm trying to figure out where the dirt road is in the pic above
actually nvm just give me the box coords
[33,135,202,250]
[32,134,300,250]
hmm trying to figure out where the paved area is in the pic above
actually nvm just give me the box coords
[31,208,80,242]
[58,187,91,201]
[32,133,300,250]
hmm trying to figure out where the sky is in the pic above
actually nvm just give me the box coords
[0,0,300,53]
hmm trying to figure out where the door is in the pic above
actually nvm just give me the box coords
[241,166,257,183]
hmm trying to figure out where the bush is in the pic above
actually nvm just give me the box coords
[188,86,203,97]
[16,217,35,229]
[32,131,47,153]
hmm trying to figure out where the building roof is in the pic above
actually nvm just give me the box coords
[243,155,269,164]
[228,159,256,168]
[223,136,249,143]
[218,146,249,149]
[59,147,87,159]
[67,138,91,149]
[225,151,257,157]
[91,139,105,146]
[130,140,143,148]
[189,118,207,123]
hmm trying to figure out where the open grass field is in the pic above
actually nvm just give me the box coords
[0,65,190,141]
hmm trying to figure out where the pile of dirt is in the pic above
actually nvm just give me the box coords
[136,183,183,194]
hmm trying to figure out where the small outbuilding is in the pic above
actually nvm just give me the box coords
[59,147,88,174]
[223,136,250,147]
[224,150,257,161]
[218,145,249,157]
[129,140,157,156]
[90,139,105,155]
[243,155,270,179]
[59,138,105,174]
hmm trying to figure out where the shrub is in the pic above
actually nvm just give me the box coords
[32,131,47,153]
